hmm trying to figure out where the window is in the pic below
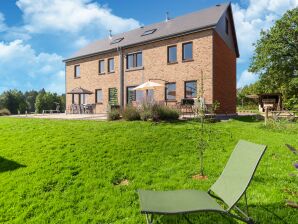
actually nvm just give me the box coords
[141,29,157,36]
[99,60,105,74]
[80,94,86,104]
[108,88,118,105]
[74,65,80,78]
[182,42,193,61]
[108,58,114,73]
[165,83,176,101]
[136,52,142,67]
[111,37,124,44]
[126,52,142,69]
[167,45,177,63]
[127,86,144,104]
[185,81,197,98]
[127,54,134,69]
[225,18,229,35]
[95,89,103,103]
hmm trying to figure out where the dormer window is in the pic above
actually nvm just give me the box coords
[141,29,157,36]
[111,37,124,44]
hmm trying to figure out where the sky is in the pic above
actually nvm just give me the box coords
[0,0,297,94]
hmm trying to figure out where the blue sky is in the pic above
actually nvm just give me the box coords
[0,0,297,93]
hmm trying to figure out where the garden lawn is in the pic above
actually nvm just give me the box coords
[0,117,297,224]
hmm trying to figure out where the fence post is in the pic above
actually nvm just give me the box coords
[265,107,268,125]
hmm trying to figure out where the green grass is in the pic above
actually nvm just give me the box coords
[0,117,297,223]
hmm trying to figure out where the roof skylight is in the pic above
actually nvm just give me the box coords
[111,37,124,44]
[141,29,157,36]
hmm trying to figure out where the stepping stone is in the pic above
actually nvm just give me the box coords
[286,200,298,209]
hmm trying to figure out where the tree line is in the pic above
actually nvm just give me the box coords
[0,89,66,114]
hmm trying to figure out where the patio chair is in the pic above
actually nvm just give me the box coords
[138,140,267,224]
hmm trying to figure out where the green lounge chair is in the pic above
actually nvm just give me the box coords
[138,140,267,224]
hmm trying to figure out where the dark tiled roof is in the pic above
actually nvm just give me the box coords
[65,3,230,62]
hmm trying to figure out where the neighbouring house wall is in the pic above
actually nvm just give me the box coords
[65,30,214,113]
[213,30,237,114]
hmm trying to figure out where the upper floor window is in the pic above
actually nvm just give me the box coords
[108,58,114,73]
[165,83,176,101]
[185,81,197,98]
[95,89,103,103]
[182,42,193,61]
[167,45,177,63]
[126,52,142,69]
[225,18,229,35]
[74,65,80,78]
[99,60,105,74]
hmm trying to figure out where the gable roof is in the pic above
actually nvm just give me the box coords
[64,2,239,62]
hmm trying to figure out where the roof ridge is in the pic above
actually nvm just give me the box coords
[65,3,230,62]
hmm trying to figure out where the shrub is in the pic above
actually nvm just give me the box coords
[151,104,179,121]
[122,105,140,121]
[108,109,121,121]
[140,110,152,121]
[140,103,152,121]
[0,108,11,116]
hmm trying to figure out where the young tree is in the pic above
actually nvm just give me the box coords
[194,71,208,177]
[249,7,298,109]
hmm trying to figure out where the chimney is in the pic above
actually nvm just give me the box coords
[166,12,170,22]
[109,30,112,40]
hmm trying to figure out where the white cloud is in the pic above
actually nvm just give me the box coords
[237,70,259,88]
[0,40,64,93]
[232,0,298,62]
[0,12,7,32]
[233,0,298,87]
[0,0,143,93]
[16,0,141,34]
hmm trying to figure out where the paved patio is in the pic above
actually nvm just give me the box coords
[10,113,108,120]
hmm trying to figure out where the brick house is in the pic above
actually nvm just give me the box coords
[64,3,239,114]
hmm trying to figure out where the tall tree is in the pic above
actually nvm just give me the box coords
[249,7,298,109]
[0,90,27,114]
[35,92,63,113]
[24,90,39,113]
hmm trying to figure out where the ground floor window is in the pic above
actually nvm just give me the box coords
[165,83,176,101]
[185,81,197,98]
[127,86,144,104]
[95,89,103,103]
[80,94,86,104]
[108,88,118,105]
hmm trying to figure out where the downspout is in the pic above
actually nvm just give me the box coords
[118,46,124,108]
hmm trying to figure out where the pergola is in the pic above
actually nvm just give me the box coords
[67,87,93,105]
[246,93,282,112]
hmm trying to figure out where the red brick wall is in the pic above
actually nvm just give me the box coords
[213,31,237,114]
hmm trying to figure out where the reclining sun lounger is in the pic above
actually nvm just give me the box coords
[138,140,267,224]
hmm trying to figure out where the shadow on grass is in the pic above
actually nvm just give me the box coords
[0,156,26,173]
[232,115,263,123]
[151,202,291,224]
